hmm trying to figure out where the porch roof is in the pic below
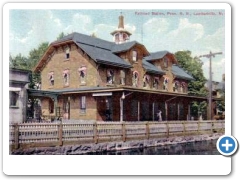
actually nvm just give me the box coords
[28,87,220,101]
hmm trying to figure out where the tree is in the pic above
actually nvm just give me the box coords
[175,51,208,119]
[27,42,49,88]
[175,50,207,96]
[9,53,29,70]
[28,42,49,70]
[56,32,66,40]
[9,42,49,88]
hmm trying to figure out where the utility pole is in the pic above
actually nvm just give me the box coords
[199,51,222,120]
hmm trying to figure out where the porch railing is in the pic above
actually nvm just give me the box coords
[10,120,225,150]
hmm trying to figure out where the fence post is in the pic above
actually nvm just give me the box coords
[166,121,169,138]
[221,121,224,133]
[197,121,200,135]
[58,122,63,146]
[146,122,150,139]
[122,122,126,142]
[182,121,186,137]
[14,123,19,150]
[93,122,98,144]
[211,120,214,134]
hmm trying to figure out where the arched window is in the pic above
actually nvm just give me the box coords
[107,69,114,84]
[153,77,159,89]
[48,71,54,86]
[163,76,169,91]
[65,47,70,59]
[78,66,87,84]
[181,82,187,93]
[63,69,70,86]
[143,74,150,88]
[120,70,125,85]
[132,71,139,87]
[132,50,137,62]
[173,80,179,92]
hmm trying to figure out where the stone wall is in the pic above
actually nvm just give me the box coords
[11,133,223,155]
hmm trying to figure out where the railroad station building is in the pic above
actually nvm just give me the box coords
[29,14,214,121]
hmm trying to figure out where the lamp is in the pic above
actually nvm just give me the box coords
[121,92,125,99]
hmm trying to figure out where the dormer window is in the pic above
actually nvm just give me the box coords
[107,69,114,84]
[132,71,139,87]
[132,50,137,62]
[78,66,87,84]
[163,57,168,68]
[65,47,70,59]
[63,69,70,86]
[48,71,54,86]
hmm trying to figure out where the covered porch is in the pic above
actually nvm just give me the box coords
[27,87,219,122]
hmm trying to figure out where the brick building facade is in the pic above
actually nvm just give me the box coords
[29,14,209,121]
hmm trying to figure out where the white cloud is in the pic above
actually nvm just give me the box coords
[9,11,225,82]
[164,18,204,49]
[141,18,205,53]
[200,27,224,53]
[125,24,136,34]
[64,13,93,34]
[143,18,169,34]
[10,10,65,56]
[202,57,225,81]
[140,17,224,81]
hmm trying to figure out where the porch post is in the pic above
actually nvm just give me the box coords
[177,103,180,120]
[120,98,123,122]
[53,95,58,118]
[152,102,155,121]
[188,104,191,120]
[138,101,140,121]
[165,102,168,121]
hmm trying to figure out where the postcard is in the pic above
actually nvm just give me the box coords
[3,2,232,176]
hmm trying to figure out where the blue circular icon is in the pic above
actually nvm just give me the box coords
[217,135,238,156]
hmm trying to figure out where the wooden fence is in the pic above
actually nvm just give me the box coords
[9,120,225,150]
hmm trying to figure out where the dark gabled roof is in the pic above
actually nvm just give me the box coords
[205,80,225,91]
[111,41,139,53]
[172,64,194,81]
[52,32,132,68]
[216,82,225,91]
[9,68,31,73]
[76,42,132,68]
[52,32,114,50]
[144,51,169,61]
[142,60,165,75]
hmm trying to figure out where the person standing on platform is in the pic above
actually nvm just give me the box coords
[157,110,162,121]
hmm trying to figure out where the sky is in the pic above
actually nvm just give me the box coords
[9,9,225,81]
